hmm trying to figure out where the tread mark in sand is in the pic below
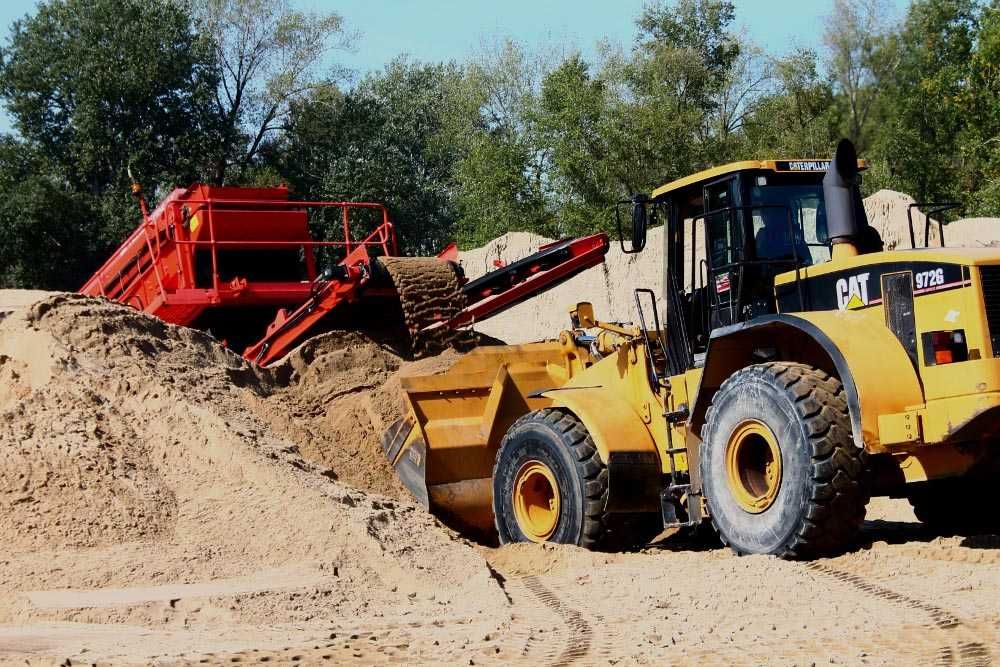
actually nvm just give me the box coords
[806,563,992,667]
[523,576,592,666]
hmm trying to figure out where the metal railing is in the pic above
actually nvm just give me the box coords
[689,203,816,322]
[88,196,397,307]
[906,202,960,249]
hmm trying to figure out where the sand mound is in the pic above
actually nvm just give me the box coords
[0,292,505,640]
[0,288,51,314]
[249,332,459,500]
[944,217,1000,247]
[865,189,1000,249]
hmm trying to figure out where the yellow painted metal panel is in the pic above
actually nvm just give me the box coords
[877,411,921,447]
[651,159,867,198]
[790,310,925,450]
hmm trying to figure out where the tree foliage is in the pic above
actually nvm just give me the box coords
[0,0,998,290]
[273,60,471,255]
[0,0,220,288]
[872,0,980,202]
[193,0,352,182]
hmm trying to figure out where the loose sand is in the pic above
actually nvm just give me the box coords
[0,293,507,664]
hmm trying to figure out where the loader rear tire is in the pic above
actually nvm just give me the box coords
[908,479,1000,535]
[700,362,869,558]
[494,408,643,550]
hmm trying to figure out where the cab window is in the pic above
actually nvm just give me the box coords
[749,175,830,266]
[705,179,742,269]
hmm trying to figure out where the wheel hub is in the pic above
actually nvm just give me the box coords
[513,460,560,541]
[725,419,783,513]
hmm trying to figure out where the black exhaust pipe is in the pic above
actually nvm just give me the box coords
[823,138,881,258]
[824,139,861,255]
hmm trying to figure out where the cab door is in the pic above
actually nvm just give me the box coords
[703,176,744,328]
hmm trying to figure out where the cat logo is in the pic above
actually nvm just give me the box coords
[836,272,871,310]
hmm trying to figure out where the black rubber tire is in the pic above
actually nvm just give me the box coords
[700,362,869,558]
[493,408,611,549]
[908,479,1000,535]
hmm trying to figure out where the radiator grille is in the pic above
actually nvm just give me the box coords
[980,266,1000,356]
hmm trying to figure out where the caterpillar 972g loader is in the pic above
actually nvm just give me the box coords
[381,139,1000,557]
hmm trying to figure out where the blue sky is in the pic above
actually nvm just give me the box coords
[0,0,911,133]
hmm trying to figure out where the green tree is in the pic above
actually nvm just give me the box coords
[962,1,1000,213]
[193,0,352,183]
[822,0,896,149]
[869,0,980,204]
[742,49,841,157]
[0,0,222,289]
[274,59,473,255]
[0,138,100,288]
[453,40,552,246]
[533,0,747,235]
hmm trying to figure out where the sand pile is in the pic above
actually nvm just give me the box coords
[865,189,1000,249]
[249,331,459,500]
[0,293,506,648]
[944,217,1000,247]
[0,288,50,314]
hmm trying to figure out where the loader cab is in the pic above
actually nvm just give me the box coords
[641,159,866,368]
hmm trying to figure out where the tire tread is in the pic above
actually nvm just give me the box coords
[496,408,611,549]
[702,362,869,558]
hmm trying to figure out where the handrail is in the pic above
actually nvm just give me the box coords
[82,189,398,310]
[906,202,960,249]
[691,203,809,316]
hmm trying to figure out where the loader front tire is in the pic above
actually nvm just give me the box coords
[701,362,868,558]
[493,409,611,549]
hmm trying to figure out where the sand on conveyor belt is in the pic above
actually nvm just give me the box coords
[460,192,1000,344]
[0,292,507,663]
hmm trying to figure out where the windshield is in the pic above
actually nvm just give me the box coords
[750,179,830,266]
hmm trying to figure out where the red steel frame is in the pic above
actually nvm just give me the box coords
[82,184,612,367]
[437,233,609,330]
[80,184,397,330]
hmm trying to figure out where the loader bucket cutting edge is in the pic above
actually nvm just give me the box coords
[380,416,429,508]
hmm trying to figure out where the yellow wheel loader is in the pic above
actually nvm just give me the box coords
[381,139,1000,557]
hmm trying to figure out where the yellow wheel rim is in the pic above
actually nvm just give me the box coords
[725,419,783,514]
[513,460,560,542]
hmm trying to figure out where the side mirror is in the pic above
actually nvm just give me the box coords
[570,301,596,329]
[617,194,649,254]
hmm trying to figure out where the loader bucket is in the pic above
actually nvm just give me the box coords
[381,341,576,536]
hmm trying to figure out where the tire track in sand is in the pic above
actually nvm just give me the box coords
[521,575,592,666]
[806,562,992,666]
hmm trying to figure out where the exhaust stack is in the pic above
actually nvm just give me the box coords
[824,138,867,260]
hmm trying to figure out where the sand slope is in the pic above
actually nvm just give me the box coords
[0,293,507,663]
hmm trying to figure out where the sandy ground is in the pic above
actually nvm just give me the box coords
[0,291,997,666]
